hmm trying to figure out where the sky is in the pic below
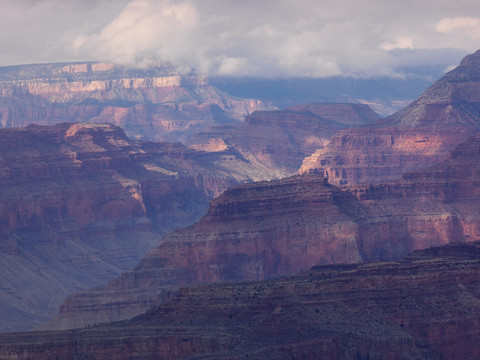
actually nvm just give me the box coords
[0,0,479,78]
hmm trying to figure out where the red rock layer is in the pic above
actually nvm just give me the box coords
[189,103,380,174]
[300,50,480,185]
[3,242,480,359]
[0,62,273,142]
[0,123,280,333]
[48,130,480,330]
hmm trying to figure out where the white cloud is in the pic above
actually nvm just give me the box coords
[436,17,480,34]
[380,37,414,51]
[1,0,480,77]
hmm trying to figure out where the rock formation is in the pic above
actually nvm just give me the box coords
[47,128,480,330]
[300,49,480,185]
[3,241,480,359]
[0,62,273,142]
[189,103,380,174]
[0,122,282,333]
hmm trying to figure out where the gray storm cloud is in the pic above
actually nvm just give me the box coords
[1,0,479,77]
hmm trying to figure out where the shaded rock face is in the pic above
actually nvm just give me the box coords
[301,50,480,185]
[189,103,380,174]
[0,62,273,142]
[49,130,480,329]
[0,122,280,333]
[4,242,480,359]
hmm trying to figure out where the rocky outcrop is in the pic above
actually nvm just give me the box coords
[300,50,480,185]
[0,62,273,142]
[0,122,283,333]
[189,103,380,174]
[48,129,480,330]
[3,241,480,359]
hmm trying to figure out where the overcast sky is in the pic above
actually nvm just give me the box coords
[1,0,479,78]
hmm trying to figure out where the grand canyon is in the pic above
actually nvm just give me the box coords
[2,45,480,359]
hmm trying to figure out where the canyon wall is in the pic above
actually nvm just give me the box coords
[189,103,380,174]
[3,242,480,359]
[0,122,281,332]
[301,50,480,185]
[47,128,480,330]
[0,62,273,142]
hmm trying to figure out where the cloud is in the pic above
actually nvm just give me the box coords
[380,37,414,51]
[1,0,479,78]
[436,17,480,34]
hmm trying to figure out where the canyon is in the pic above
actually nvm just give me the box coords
[0,121,287,333]
[2,49,480,358]
[2,241,480,359]
[0,101,381,333]
[47,127,480,330]
[300,49,480,185]
[0,62,272,142]
[189,103,380,174]
[36,50,480,331]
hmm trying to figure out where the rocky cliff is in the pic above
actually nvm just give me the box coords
[189,103,380,174]
[0,122,282,333]
[47,128,480,330]
[0,62,273,142]
[3,241,480,359]
[300,50,480,185]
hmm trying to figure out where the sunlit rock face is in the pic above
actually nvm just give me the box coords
[189,103,380,174]
[0,62,273,142]
[3,241,480,359]
[46,129,480,330]
[0,122,283,333]
[300,50,480,185]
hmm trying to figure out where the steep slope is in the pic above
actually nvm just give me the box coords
[0,62,272,142]
[301,49,480,185]
[48,129,480,329]
[3,242,480,359]
[189,103,380,174]
[0,122,281,333]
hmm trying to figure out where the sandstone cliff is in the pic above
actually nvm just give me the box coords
[3,241,480,359]
[0,62,273,142]
[48,128,480,330]
[0,122,282,333]
[300,49,480,185]
[189,103,380,174]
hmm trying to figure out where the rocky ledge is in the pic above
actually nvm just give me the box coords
[2,241,480,359]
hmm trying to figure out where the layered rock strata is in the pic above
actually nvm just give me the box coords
[0,122,279,332]
[3,242,480,359]
[49,130,480,329]
[0,62,273,142]
[301,49,480,185]
[189,103,379,174]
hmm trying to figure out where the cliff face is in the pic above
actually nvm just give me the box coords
[0,62,273,142]
[0,122,281,333]
[42,174,362,330]
[3,242,480,359]
[300,50,480,185]
[189,103,380,174]
[48,129,480,330]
